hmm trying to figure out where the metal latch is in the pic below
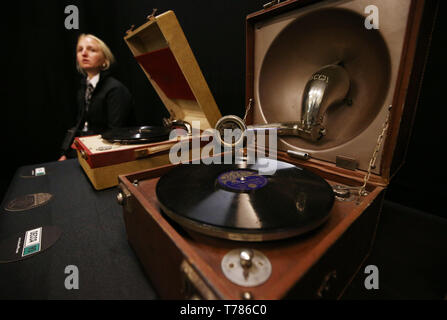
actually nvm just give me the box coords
[126,25,135,35]
[116,183,132,212]
[181,260,218,300]
[263,0,280,9]
[134,148,150,159]
[134,143,177,159]
[336,156,358,171]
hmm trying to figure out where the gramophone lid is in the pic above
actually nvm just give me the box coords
[124,10,222,131]
[245,0,436,182]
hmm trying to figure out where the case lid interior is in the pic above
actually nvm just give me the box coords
[124,10,222,131]
[246,0,435,184]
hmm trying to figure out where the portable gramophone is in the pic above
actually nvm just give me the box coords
[117,0,437,299]
[73,9,221,191]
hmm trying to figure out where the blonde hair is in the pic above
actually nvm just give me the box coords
[76,34,116,75]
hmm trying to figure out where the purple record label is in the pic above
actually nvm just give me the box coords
[217,170,268,191]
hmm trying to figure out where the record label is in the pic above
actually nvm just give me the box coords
[217,170,268,192]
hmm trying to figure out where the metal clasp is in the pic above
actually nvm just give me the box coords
[147,8,158,20]
[126,25,135,35]
[263,0,280,9]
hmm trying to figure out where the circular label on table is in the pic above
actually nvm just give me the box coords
[4,193,53,212]
[20,167,48,178]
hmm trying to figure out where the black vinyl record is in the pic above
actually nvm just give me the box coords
[101,126,171,144]
[156,158,334,241]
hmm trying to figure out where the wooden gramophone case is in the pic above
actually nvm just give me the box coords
[118,0,437,299]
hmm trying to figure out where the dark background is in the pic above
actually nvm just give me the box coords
[1,0,445,219]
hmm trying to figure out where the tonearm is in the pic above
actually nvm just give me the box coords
[215,64,350,146]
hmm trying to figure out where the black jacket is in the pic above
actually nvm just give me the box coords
[61,71,132,156]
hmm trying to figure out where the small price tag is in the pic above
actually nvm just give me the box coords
[34,167,46,176]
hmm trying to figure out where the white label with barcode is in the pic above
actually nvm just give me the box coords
[24,227,42,248]
[34,167,46,176]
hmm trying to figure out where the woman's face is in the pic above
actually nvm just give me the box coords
[76,36,105,76]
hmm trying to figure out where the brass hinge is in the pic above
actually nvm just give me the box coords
[336,156,358,171]
[134,143,176,159]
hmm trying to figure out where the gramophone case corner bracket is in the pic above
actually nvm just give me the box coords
[180,260,219,300]
[117,183,132,209]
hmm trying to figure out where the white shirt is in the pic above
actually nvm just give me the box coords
[87,73,100,88]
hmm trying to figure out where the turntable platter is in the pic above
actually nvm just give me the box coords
[101,126,171,144]
[156,158,334,241]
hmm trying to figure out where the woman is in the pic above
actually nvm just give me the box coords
[59,34,132,160]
